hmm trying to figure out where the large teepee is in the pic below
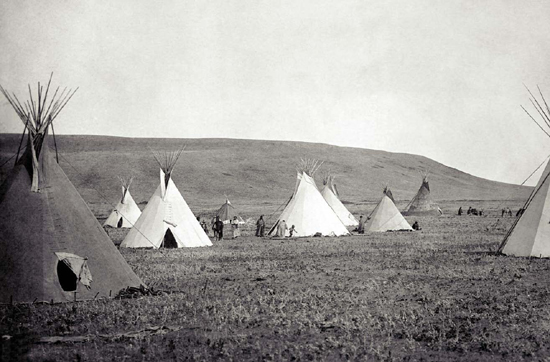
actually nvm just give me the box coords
[268,159,349,237]
[499,87,550,257]
[364,187,412,232]
[0,76,143,303]
[402,174,440,215]
[216,198,245,224]
[104,177,142,228]
[121,149,212,248]
[320,174,358,227]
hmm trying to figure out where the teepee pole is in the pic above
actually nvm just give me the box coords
[14,122,27,167]
[50,122,59,163]
[521,106,550,139]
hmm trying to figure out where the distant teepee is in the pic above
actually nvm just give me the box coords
[104,177,142,228]
[216,198,245,224]
[0,75,143,303]
[121,148,212,248]
[499,87,550,257]
[268,159,349,237]
[320,173,358,227]
[364,187,412,232]
[402,173,440,216]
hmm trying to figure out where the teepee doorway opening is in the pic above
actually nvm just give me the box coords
[163,228,178,248]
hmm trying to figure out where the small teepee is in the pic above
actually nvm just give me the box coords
[320,173,358,227]
[402,173,440,215]
[121,149,212,248]
[499,87,550,257]
[268,159,349,237]
[104,177,142,228]
[0,76,143,303]
[216,198,245,224]
[364,187,412,232]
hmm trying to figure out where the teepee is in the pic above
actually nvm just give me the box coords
[364,187,412,232]
[216,198,245,224]
[0,76,143,303]
[499,87,550,257]
[121,149,212,248]
[402,173,440,215]
[104,177,142,228]
[320,173,358,227]
[268,159,349,237]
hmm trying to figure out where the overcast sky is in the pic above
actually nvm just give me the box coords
[1,0,550,185]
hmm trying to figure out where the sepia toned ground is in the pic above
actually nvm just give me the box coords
[3,200,550,361]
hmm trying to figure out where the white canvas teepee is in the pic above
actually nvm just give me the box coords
[320,174,358,227]
[268,160,349,237]
[121,150,212,248]
[364,188,412,232]
[104,177,142,228]
[499,88,550,257]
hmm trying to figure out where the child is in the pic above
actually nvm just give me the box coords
[289,225,298,237]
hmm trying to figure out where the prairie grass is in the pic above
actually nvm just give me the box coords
[2,212,549,361]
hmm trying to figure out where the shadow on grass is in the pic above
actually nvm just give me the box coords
[1,333,38,362]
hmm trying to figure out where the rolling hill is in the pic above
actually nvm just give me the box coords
[0,134,530,218]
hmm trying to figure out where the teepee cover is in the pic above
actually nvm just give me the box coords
[0,76,143,303]
[320,176,358,227]
[364,191,412,232]
[498,87,550,257]
[104,178,142,228]
[216,199,245,224]
[269,172,349,237]
[121,168,212,248]
[403,175,440,215]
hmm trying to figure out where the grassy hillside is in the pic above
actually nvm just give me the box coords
[0,134,530,218]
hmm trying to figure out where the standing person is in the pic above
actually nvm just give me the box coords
[255,215,265,237]
[213,216,224,241]
[231,216,241,238]
[357,216,364,234]
[458,207,462,216]
[277,220,288,237]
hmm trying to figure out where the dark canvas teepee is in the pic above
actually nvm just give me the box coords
[216,199,245,224]
[0,76,143,303]
[402,175,441,216]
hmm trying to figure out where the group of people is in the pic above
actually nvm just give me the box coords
[457,206,484,216]
[197,216,242,241]
[202,211,425,239]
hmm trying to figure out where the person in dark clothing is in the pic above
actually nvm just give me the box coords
[357,215,365,234]
[213,216,224,241]
[458,207,462,216]
[256,215,265,237]
[412,221,421,231]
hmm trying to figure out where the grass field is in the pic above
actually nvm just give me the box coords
[0,136,541,361]
[3,204,550,361]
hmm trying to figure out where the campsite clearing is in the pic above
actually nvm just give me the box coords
[3,206,550,361]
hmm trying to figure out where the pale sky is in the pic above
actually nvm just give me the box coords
[1,0,550,185]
